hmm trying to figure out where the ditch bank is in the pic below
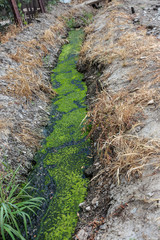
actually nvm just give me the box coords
[74,0,160,240]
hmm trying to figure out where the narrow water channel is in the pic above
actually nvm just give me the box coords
[29,29,91,240]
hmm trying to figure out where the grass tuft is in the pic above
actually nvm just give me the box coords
[0,166,44,240]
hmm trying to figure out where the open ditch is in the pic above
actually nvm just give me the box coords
[1,0,160,239]
[24,28,92,240]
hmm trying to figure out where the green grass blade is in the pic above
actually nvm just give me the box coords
[0,206,5,240]
[4,224,16,240]
[4,223,25,240]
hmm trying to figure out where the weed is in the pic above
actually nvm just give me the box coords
[0,166,44,240]
[67,18,76,28]
[43,55,50,65]
[46,0,58,12]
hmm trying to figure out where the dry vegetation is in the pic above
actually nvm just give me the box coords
[0,24,21,43]
[0,16,68,162]
[0,19,67,101]
[81,0,160,181]
[88,90,160,182]
[0,6,90,101]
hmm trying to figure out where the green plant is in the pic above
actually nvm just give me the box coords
[67,18,76,29]
[43,55,50,65]
[0,166,44,240]
[17,1,27,25]
[81,12,93,25]
[47,0,58,11]
[0,0,14,21]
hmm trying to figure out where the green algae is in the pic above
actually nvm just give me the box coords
[33,29,91,240]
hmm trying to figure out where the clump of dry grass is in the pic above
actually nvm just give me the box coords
[17,126,43,148]
[87,86,160,181]
[80,0,160,182]
[3,65,55,100]
[0,120,7,130]
[0,119,12,131]
[0,19,67,100]
[79,3,160,77]
[0,25,21,43]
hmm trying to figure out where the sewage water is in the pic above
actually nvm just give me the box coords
[29,29,91,240]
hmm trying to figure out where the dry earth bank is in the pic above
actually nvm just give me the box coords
[74,0,160,239]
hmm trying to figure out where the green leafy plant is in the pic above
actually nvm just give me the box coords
[43,55,50,65]
[17,1,27,25]
[47,0,59,12]
[81,12,93,25]
[0,166,44,240]
[67,18,76,29]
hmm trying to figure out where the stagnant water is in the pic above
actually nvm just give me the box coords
[28,29,91,240]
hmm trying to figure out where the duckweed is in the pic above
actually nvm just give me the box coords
[33,29,91,239]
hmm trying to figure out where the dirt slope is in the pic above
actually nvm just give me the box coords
[74,0,160,239]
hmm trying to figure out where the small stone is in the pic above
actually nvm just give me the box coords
[79,202,85,208]
[100,223,107,230]
[130,207,137,214]
[86,206,91,211]
[96,201,99,207]
[76,229,88,240]
[147,99,154,105]
[92,197,98,205]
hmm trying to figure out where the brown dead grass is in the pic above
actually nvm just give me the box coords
[0,25,21,43]
[0,119,12,131]
[0,120,7,130]
[17,126,42,148]
[0,18,68,100]
[87,88,160,182]
[80,5,160,76]
[81,0,160,181]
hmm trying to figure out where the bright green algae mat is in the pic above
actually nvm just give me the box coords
[33,29,91,239]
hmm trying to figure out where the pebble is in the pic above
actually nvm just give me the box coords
[76,229,88,240]
[130,208,137,214]
[91,197,99,207]
[147,99,154,105]
[79,202,85,208]
[86,206,91,211]
[100,223,107,230]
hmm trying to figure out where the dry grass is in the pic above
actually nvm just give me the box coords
[0,18,67,100]
[79,4,160,76]
[0,25,21,43]
[0,119,12,131]
[80,0,160,182]
[3,65,55,100]
[17,126,43,148]
[87,88,160,182]
[0,120,7,130]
